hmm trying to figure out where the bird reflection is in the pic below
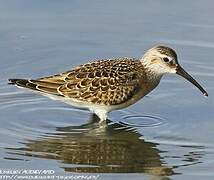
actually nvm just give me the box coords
[6,114,174,176]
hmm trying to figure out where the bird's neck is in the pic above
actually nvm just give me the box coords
[137,62,162,98]
[140,58,164,83]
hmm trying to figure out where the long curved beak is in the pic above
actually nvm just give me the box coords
[176,65,208,97]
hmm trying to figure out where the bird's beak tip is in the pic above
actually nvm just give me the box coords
[176,65,208,97]
[203,92,208,97]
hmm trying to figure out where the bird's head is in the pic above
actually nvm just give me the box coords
[141,45,208,96]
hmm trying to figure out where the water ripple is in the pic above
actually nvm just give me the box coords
[120,114,166,128]
[0,90,46,110]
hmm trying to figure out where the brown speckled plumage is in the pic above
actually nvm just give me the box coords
[9,58,147,106]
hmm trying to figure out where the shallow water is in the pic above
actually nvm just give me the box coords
[0,0,214,180]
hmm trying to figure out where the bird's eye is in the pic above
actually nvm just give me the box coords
[163,57,170,63]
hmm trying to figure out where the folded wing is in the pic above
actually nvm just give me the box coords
[8,58,144,105]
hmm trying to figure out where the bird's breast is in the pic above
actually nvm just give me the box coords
[107,78,161,112]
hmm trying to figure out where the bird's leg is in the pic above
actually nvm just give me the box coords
[92,109,108,124]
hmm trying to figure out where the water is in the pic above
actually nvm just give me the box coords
[0,0,214,179]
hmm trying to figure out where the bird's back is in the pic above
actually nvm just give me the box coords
[9,58,151,107]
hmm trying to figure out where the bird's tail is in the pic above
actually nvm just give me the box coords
[8,78,37,90]
[8,78,62,96]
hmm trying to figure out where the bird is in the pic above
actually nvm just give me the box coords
[8,45,208,122]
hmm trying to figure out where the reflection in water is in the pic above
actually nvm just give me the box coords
[5,115,174,176]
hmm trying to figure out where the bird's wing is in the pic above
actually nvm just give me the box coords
[9,58,145,105]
